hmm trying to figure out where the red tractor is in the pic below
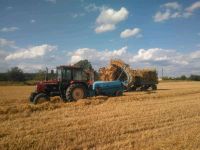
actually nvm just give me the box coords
[29,66,94,104]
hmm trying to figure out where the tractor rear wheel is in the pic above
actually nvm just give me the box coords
[66,84,87,102]
[33,93,50,104]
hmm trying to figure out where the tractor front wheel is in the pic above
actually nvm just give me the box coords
[33,93,50,104]
[66,84,87,102]
[29,92,37,102]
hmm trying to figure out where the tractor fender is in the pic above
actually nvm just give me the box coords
[70,81,88,89]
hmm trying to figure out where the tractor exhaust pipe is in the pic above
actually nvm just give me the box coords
[45,67,48,81]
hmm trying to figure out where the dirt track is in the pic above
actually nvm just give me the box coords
[0,81,200,149]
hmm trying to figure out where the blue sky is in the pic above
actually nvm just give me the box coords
[0,0,200,76]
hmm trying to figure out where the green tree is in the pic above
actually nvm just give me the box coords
[34,70,46,81]
[74,59,93,70]
[0,73,8,81]
[74,60,100,81]
[7,67,25,81]
[180,75,187,80]
[189,75,200,81]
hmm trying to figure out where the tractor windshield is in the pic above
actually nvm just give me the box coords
[73,68,90,81]
[57,67,88,81]
[73,69,85,80]
[57,68,72,81]
[62,69,72,80]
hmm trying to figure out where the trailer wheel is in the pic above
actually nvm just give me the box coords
[66,84,87,102]
[33,93,50,104]
[130,86,137,91]
[115,91,123,96]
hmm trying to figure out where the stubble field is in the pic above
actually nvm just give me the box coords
[0,81,200,150]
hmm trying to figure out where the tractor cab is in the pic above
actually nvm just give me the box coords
[56,66,88,82]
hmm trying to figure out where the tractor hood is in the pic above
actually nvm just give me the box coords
[38,80,58,84]
[36,80,58,92]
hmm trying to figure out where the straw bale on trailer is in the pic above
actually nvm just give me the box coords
[132,69,158,83]
[99,59,158,86]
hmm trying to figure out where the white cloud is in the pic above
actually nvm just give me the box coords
[5,44,57,60]
[95,24,116,33]
[132,48,173,64]
[17,64,44,72]
[190,50,200,59]
[153,10,171,22]
[162,2,181,10]
[186,1,200,12]
[130,48,188,65]
[0,38,16,48]
[96,7,128,25]
[131,48,163,62]
[120,28,142,38]
[69,46,127,64]
[0,27,19,32]
[95,7,128,33]
[154,1,200,22]
[45,0,56,4]
[153,2,182,22]
[153,8,182,22]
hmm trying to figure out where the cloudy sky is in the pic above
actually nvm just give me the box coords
[0,0,200,76]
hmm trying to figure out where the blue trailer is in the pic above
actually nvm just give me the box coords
[90,80,124,97]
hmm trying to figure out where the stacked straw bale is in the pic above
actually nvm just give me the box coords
[132,69,158,83]
[99,59,158,84]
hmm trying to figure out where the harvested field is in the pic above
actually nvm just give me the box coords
[0,81,200,149]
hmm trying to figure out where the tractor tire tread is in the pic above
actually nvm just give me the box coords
[66,83,87,102]
[33,93,50,104]
[29,92,37,102]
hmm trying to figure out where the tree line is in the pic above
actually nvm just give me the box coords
[0,67,51,82]
[162,75,200,81]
